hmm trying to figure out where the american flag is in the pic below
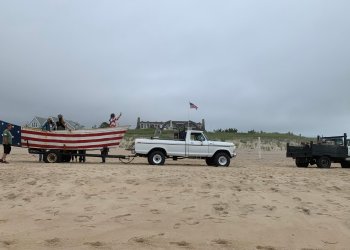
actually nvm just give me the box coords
[189,102,198,110]
[20,126,128,150]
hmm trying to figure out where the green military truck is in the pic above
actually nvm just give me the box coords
[286,133,350,168]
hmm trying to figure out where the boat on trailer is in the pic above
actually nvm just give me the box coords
[21,126,128,150]
[1,120,130,163]
[22,126,129,163]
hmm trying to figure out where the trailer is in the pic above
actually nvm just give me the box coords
[286,133,350,168]
[1,120,132,163]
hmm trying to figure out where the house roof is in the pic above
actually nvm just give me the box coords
[30,116,84,130]
[162,120,202,129]
[35,117,47,125]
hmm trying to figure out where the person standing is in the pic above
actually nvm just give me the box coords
[109,112,122,127]
[101,112,122,163]
[55,114,72,162]
[1,124,13,164]
[56,114,68,130]
[39,118,55,162]
[42,117,56,131]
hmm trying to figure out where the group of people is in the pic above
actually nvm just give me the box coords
[38,114,70,162]
[41,114,68,132]
[1,112,122,164]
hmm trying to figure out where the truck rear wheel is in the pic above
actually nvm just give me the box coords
[214,152,230,167]
[148,150,165,165]
[317,156,331,168]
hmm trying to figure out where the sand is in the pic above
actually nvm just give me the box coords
[1,147,350,250]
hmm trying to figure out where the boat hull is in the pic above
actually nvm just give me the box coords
[21,126,128,150]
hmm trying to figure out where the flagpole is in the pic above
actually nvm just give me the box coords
[187,101,190,130]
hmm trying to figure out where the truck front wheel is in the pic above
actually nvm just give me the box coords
[214,152,230,167]
[148,151,165,165]
[317,156,331,168]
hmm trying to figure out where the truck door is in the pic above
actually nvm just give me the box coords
[186,132,209,157]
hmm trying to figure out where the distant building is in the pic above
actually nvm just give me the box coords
[27,116,84,130]
[136,117,163,129]
[136,117,205,131]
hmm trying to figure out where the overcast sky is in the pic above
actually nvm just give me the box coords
[1,1,349,136]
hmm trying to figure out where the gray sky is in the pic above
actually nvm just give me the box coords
[1,0,350,136]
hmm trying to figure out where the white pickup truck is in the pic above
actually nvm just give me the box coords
[134,130,236,166]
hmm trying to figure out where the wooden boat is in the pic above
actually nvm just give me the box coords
[20,126,128,150]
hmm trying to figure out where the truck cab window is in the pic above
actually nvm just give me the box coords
[191,133,205,141]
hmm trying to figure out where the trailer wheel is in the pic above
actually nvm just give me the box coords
[44,151,60,163]
[214,152,230,167]
[205,157,215,166]
[295,158,309,168]
[317,156,331,168]
[148,150,165,165]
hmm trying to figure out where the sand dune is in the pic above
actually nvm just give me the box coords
[1,147,350,249]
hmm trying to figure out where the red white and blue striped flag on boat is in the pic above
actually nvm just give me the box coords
[21,126,128,150]
[1,120,128,150]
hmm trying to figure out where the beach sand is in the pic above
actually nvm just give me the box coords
[1,147,350,249]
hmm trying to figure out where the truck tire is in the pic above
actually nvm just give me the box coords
[341,161,350,168]
[148,150,165,165]
[295,158,309,168]
[205,157,215,166]
[316,156,331,168]
[44,150,60,163]
[214,152,230,167]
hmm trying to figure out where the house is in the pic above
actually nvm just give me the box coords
[26,116,84,130]
[136,117,205,131]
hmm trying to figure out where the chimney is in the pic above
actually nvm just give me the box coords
[137,117,141,129]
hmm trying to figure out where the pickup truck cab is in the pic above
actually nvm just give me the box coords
[134,130,236,166]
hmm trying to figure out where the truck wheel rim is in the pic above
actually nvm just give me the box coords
[218,156,227,166]
[321,159,329,167]
[153,154,162,164]
[48,154,57,163]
